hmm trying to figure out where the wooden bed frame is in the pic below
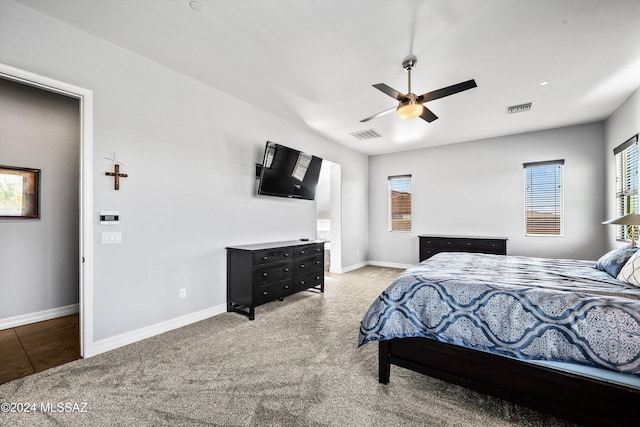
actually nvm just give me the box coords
[379,338,638,426]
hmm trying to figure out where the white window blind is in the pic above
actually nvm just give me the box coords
[524,160,564,236]
[614,134,639,240]
[389,175,411,232]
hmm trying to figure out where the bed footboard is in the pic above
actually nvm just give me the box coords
[379,338,638,426]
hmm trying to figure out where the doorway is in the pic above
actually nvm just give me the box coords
[0,77,81,384]
[0,63,94,360]
[316,160,342,272]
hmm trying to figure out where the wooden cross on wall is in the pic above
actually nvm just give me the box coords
[105,163,128,190]
[104,153,128,190]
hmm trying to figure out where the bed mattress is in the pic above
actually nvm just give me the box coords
[359,252,640,374]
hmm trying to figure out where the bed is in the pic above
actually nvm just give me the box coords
[358,251,640,426]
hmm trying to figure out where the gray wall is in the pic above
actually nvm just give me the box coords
[368,122,608,265]
[0,1,369,341]
[604,87,640,247]
[0,78,80,319]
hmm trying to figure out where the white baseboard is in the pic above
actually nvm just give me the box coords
[333,261,368,273]
[92,303,227,356]
[0,304,79,330]
[85,260,413,356]
[367,260,415,270]
[331,260,414,274]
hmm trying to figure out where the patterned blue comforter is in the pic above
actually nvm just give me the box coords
[358,252,640,374]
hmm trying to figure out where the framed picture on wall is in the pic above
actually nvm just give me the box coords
[0,165,41,219]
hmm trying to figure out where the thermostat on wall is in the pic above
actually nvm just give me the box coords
[100,211,119,225]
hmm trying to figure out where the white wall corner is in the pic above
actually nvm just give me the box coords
[332,261,368,274]
[330,260,413,274]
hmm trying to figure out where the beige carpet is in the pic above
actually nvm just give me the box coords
[0,266,573,426]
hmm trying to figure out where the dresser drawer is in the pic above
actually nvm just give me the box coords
[293,272,323,292]
[254,280,292,305]
[309,243,324,256]
[253,248,292,266]
[293,255,322,275]
[421,237,464,250]
[254,262,292,285]
[471,239,506,253]
[293,245,314,258]
[420,248,438,259]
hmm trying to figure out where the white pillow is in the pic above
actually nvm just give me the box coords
[617,250,640,287]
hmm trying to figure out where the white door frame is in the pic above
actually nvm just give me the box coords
[1,63,95,357]
[329,162,342,273]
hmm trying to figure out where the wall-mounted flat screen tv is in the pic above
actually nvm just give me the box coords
[257,141,323,200]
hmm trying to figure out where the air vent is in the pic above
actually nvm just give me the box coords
[507,102,532,114]
[350,129,381,140]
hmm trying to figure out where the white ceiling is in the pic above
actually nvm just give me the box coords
[16,0,640,155]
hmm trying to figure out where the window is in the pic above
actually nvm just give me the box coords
[614,134,639,240]
[389,175,411,232]
[524,160,564,236]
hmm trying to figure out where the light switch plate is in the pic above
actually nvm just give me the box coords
[101,231,122,244]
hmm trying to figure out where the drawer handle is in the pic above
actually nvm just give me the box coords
[262,272,268,277]
[284,253,290,257]
[315,276,320,280]
[300,250,305,255]
[284,268,290,272]
[300,280,305,285]
[466,243,471,246]
[262,256,268,260]
[262,291,268,296]
[284,285,289,289]
[315,261,320,265]
[300,264,305,268]
[447,242,452,245]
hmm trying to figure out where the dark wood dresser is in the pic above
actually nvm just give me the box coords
[226,240,324,320]
[418,235,507,262]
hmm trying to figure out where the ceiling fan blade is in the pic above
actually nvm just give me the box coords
[373,83,406,101]
[360,106,396,123]
[419,106,438,122]
[418,79,477,103]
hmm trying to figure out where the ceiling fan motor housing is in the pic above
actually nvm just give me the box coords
[397,93,424,119]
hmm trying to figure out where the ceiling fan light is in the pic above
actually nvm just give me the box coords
[397,101,424,119]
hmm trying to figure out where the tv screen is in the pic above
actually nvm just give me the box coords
[257,142,323,200]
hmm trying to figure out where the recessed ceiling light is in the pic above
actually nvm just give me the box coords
[190,1,203,11]
[539,81,549,86]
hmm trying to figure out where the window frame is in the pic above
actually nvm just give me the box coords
[388,174,412,233]
[613,134,639,241]
[523,159,564,237]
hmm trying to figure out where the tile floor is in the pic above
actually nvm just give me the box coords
[0,314,81,385]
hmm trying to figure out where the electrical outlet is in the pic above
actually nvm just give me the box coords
[179,288,186,299]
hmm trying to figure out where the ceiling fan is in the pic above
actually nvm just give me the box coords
[361,55,477,123]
